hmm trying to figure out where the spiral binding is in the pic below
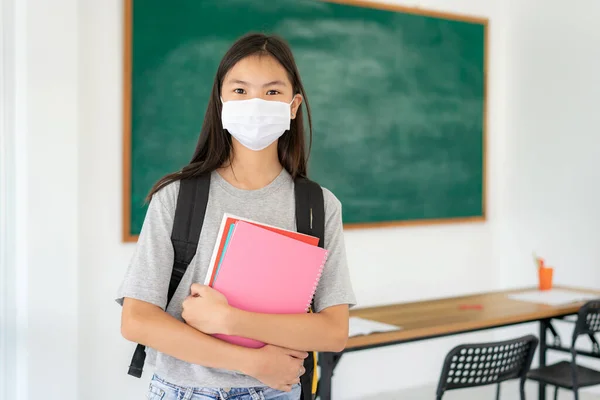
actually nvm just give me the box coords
[304,250,329,312]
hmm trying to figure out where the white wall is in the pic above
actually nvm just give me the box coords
[0,0,17,397]
[7,0,599,399]
[498,0,600,291]
[77,0,149,398]
[491,0,600,395]
[6,0,80,399]
[1,1,29,398]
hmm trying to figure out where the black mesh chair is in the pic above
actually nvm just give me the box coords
[436,335,539,399]
[527,300,600,400]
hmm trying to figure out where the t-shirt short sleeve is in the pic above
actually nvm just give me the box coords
[115,182,179,309]
[312,188,357,313]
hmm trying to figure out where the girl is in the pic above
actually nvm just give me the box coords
[117,33,355,400]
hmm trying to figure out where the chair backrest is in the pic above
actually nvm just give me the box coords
[573,300,600,337]
[571,299,600,358]
[436,334,539,397]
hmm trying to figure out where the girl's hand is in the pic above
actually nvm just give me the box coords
[182,283,231,334]
[247,344,308,392]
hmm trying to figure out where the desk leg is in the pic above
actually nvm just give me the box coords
[539,319,548,400]
[317,352,341,400]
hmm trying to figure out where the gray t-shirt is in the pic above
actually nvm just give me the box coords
[116,168,356,388]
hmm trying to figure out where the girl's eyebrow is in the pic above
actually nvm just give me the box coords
[226,79,249,86]
[225,78,288,87]
[262,80,287,87]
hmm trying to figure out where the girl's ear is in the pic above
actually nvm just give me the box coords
[290,94,303,119]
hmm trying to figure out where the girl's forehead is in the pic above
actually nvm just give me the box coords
[224,55,291,86]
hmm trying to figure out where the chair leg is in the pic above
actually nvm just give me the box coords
[520,379,526,400]
[496,382,501,400]
[553,386,558,400]
[574,388,579,400]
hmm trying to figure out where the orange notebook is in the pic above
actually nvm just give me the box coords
[210,220,328,348]
[204,213,320,286]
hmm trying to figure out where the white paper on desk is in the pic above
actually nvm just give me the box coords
[507,289,600,306]
[348,317,401,337]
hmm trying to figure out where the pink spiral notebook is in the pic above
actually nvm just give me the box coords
[211,220,328,348]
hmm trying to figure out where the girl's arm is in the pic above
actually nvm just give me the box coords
[184,189,356,352]
[121,297,308,392]
[121,297,256,372]
[226,303,349,352]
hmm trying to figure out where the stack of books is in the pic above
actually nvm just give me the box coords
[203,213,328,348]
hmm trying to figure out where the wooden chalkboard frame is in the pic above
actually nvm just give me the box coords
[122,0,132,242]
[122,0,488,242]
[123,0,133,242]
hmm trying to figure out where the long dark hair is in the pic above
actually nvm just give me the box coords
[146,33,313,202]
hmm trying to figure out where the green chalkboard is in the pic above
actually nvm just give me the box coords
[123,0,487,241]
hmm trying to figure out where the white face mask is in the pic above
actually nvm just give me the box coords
[221,97,294,151]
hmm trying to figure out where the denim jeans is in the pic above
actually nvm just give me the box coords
[147,374,301,400]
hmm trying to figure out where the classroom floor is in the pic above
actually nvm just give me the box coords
[358,381,600,399]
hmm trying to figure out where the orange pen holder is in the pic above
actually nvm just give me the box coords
[538,267,554,291]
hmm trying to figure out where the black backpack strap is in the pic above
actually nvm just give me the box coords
[294,177,325,400]
[128,174,211,378]
[169,174,211,299]
[294,177,325,248]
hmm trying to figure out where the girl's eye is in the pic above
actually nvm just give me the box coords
[266,90,280,95]
[234,88,246,94]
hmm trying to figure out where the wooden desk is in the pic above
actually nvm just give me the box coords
[317,286,600,400]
